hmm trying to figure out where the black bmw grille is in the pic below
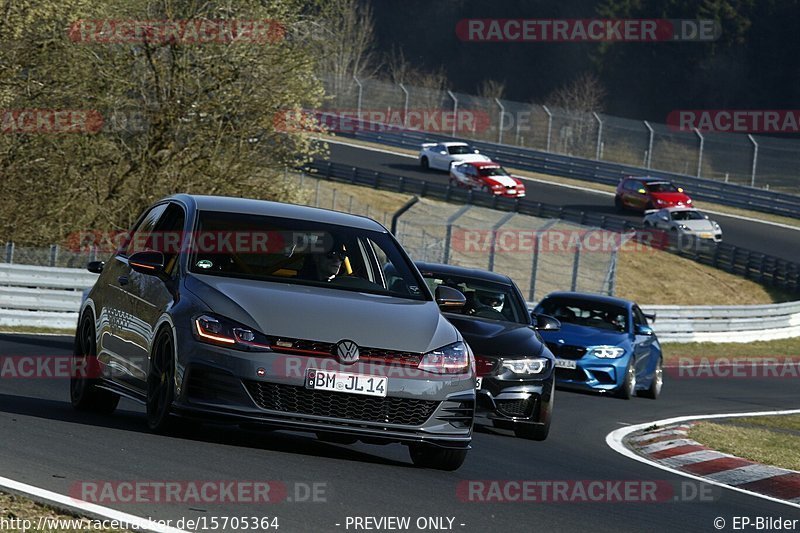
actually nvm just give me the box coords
[496,398,535,418]
[243,381,439,426]
[546,343,587,360]
[555,367,588,381]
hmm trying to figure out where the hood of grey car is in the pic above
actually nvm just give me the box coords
[184,274,458,353]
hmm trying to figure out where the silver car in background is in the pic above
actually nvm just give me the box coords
[643,207,722,243]
[72,194,475,470]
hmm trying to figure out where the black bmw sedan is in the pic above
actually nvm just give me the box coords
[416,262,559,440]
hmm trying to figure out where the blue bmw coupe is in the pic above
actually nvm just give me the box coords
[533,292,663,400]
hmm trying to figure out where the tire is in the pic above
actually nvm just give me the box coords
[615,360,636,400]
[408,444,468,471]
[420,156,429,170]
[70,313,120,414]
[638,357,663,400]
[614,196,624,211]
[146,328,177,433]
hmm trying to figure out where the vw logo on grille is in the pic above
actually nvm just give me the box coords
[335,340,360,364]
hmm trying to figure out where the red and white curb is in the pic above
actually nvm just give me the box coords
[606,409,800,509]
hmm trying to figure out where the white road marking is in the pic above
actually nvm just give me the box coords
[0,475,189,533]
[322,137,800,232]
[606,408,800,510]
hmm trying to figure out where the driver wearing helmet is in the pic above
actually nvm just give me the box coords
[477,290,505,312]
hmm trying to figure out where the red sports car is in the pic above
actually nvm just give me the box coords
[449,161,526,198]
[615,177,692,211]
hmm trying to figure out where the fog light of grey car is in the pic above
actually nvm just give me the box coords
[501,357,547,375]
[588,346,625,358]
[418,341,471,374]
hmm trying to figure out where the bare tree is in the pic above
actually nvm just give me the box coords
[310,0,377,106]
[545,73,606,157]
[477,79,506,100]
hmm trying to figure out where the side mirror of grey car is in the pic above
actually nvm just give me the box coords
[532,313,560,331]
[635,324,654,336]
[128,250,166,277]
[435,285,466,310]
[87,261,104,274]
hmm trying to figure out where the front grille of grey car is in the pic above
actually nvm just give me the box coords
[243,381,439,426]
[496,397,536,418]
[267,337,423,366]
[546,343,587,360]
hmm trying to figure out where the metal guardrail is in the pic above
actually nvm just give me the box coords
[307,159,800,293]
[324,118,800,219]
[641,301,800,343]
[1,263,797,341]
[0,264,97,329]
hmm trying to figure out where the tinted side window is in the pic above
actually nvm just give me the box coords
[633,306,647,327]
[152,203,186,275]
[123,204,168,256]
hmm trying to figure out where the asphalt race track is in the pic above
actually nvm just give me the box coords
[1,334,798,532]
[324,142,800,264]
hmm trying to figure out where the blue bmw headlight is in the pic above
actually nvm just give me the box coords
[587,346,625,359]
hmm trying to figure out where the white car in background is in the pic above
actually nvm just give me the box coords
[643,207,722,242]
[419,142,492,170]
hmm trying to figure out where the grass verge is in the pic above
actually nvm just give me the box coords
[689,415,800,472]
[0,491,130,532]
[661,337,800,362]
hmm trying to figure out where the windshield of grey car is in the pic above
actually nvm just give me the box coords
[420,273,527,323]
[188,210,429,301]
[670,210,705,221]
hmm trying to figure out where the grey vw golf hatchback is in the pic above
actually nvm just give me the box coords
[72,194,475,470]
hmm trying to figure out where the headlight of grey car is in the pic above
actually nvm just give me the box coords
[194,314,271,351]
[418,341,472,374]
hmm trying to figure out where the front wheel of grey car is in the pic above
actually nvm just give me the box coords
[408,445,468,471]
[146,328,177,433]
[70,313,120,414]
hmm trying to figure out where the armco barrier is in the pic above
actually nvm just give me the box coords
[321,116,800,219]
[641,301,800,343]
[0,264,97,330]
[1,263,798,342]
[306,159,800,293]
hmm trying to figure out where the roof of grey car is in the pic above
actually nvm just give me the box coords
[170,194,386,231]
